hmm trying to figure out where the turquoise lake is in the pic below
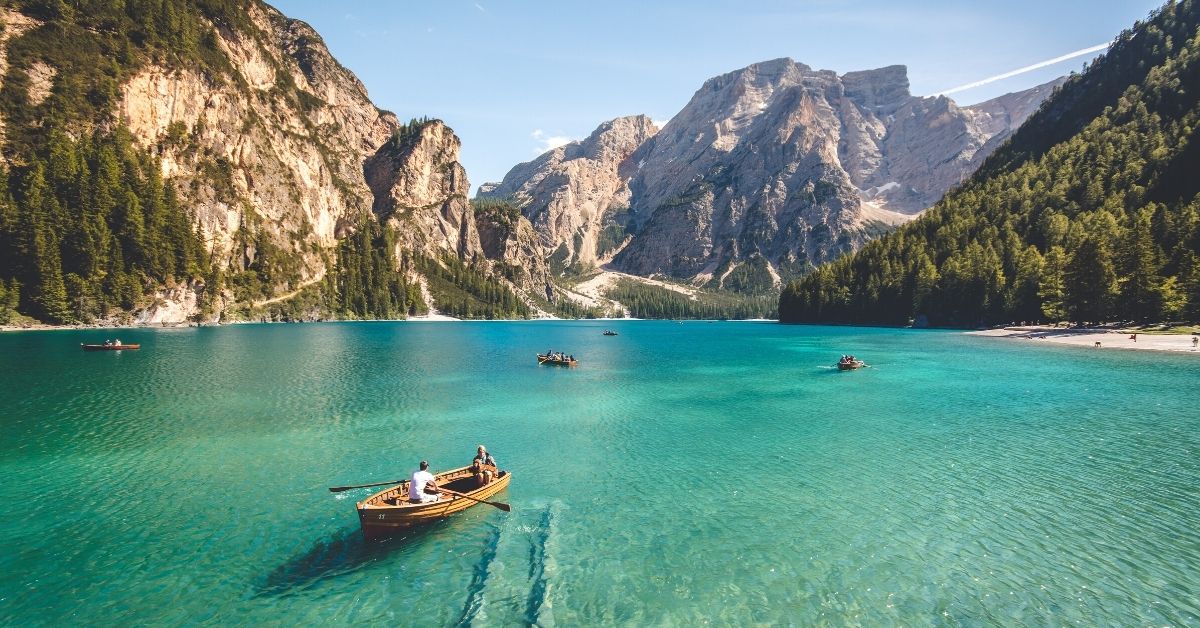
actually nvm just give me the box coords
[1,321,1198,625]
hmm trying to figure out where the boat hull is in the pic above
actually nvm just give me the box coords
[356,465,511,540]
[837,361,864,370]
[81,344,140,351]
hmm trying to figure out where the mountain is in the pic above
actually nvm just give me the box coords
[480,115,657,271]
[0,0,549,325]
[480,60,1061,293]
[779,0,1200,327]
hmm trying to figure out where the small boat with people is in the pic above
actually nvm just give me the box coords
[347,464,512,540]
[537,350,578,366]
[81,340,140,351]
[836,355,866,370]
[603,330,618,336]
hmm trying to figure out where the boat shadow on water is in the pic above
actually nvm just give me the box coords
[254,521,451,597]
[255,502,560,626]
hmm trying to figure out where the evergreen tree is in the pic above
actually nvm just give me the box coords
[780,1,1200,327]
[1064,237,1117,325]
[1118,212,1165,321]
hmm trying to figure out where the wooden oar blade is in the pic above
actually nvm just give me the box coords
[493,502,512,512]
[328,479,404,493]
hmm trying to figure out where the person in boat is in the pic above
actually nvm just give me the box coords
[408,460,439,503]
[114,339,122,346]
[471,445,497,487]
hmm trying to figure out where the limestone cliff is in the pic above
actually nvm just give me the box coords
[485,58,1061,292]
[116,2,397,289]
[0,1,549,322]
[364,119,552,299]
[479,115,657,269]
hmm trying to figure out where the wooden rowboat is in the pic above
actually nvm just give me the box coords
[537,353,578,366]
[603,330,618,336]
[356,465,511,539]
[81,343,141,351]
[837,359,865,370]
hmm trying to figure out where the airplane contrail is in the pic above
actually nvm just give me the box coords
[937,42,1111,96]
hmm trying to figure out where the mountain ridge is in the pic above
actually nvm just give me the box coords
[480,58,1063,294]
[779,0,1200,326]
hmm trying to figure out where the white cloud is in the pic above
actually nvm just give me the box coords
[531,129,573,154]
[937,42,1111,96]
[474,2,486,13]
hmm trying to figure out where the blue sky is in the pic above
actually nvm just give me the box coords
[269,0,1163,192]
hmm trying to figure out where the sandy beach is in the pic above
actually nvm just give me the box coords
[969,326,1200,354]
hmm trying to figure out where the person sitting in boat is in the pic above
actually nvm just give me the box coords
[408,460,439,504]
[471,445,497,486]
[104,339,113,346]
[114,339,122,346]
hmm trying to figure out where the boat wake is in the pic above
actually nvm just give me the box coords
[455,501,562,627]
[456,523,503,625]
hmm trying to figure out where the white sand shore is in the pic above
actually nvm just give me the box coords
[969,326,1200,354]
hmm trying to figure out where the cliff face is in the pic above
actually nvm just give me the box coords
[365,121,479,259]
[0,2,549,322]
[485,58,1060,291]
[117,2,397,286]
[479,115,657,269]
[364,120,552,298]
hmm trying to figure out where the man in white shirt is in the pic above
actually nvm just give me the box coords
[408,460,439,503]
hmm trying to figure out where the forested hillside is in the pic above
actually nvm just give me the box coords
[0,0,243,323]
[779,0,1200,327]
[0,1,552,325]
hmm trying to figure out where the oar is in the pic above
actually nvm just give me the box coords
[439,487,511,512]
[328,479,405,493]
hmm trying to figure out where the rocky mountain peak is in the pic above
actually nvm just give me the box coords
[841,64,911,113]
[566,114,658,163]
[477,114,659,269]
[486,57,1064,294]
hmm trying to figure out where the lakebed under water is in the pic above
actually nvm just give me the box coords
[1,321,1197,625]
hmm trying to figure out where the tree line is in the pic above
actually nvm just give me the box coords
[416,253,531,319]
[331,213,424,319]
[607,280,778,320]
[0,127,208,323]
[780,0,1200,327]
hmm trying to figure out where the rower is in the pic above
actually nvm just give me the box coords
[408,460,439,503]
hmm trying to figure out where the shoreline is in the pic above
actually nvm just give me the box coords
[968,326,1200,354]
[0,316,781,333]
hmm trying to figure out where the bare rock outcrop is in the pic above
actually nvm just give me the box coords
[365,121,480,260]
[116,2,399,296]
[479,115,657,269]
[487,58,1061,291]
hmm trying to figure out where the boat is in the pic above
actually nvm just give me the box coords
[537,352,578,366]
[356,465,511,539]
[81,343,140,351]
[836,358,866,370]
[603,330,618,336]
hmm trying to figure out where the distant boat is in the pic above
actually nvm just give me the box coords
[537,352,578,366]
[356,465,512,540]
[603,330,618,336]
[836,357,865,371]
[81,343,140,351]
